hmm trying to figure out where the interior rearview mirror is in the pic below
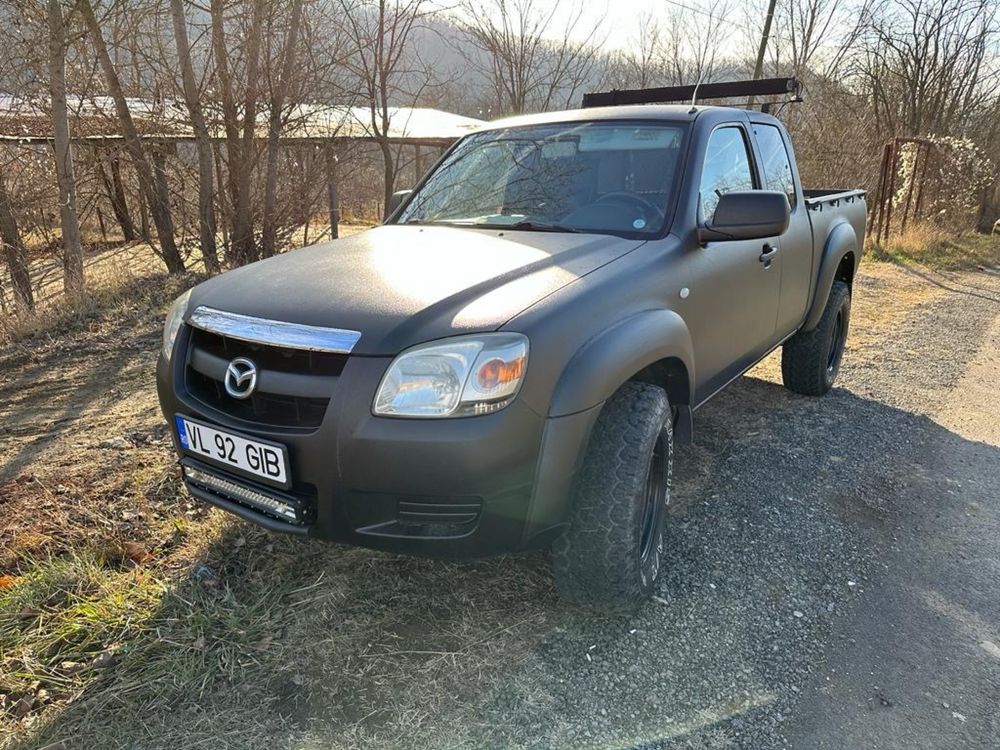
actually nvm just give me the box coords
[698,191,790,243]
[388,189,412,216]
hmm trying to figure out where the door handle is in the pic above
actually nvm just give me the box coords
[759,244,778,266]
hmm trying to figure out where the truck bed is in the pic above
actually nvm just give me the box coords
[803,188,867,303]
[803,188,866,209]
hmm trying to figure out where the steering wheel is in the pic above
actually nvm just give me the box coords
[595,192,665,225]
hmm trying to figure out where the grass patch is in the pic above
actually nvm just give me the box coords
[2,519,562,749]
[1,526,308,749]
[867,224,1000,270]
[0,553,167,734]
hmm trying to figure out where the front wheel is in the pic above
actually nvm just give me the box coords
[781,280,851,396]
[552,381,673,610]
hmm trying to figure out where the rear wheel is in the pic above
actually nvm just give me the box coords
[552,381,673,610]
[782,280,851,396]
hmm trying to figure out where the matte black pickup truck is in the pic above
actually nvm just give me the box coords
[158,104,866,607]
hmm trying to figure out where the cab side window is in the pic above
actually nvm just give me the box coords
[699,127,755,221]
[754,124,796,209]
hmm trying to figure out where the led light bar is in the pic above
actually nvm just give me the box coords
[183,465,300,522]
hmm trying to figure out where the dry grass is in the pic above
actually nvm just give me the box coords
[6,232,992,748]
[0,240,198,347]
[0,240,565,748]
[867,223,1000,270]
[0,225,565,749]
[1,224,372,347]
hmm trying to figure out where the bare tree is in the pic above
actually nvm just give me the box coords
[600,14,667,91]
[261,0,305,258]
[622,14,665,89]
[0,167,34,313]
[170,0,220,273]
[211,0,266,266]
[95,149,138,242]
[340,0,434,214]
[854,0,1000,136]
[79,0,184,273]
[787,0,866,76]
[210,0,243,266]
[460,0,604,115]
[747,0,875,79]
[236,0,265,262]
[48,0,84,293]
[661,1,736,85]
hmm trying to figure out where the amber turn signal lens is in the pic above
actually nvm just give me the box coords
[476,356,525,390]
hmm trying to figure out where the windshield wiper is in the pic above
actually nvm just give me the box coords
[401,218,583,233]
[504,220,582,234]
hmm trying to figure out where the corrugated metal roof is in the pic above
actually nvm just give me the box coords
[283,105,483,142]
[0,95,483,144]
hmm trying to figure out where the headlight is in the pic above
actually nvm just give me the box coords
[373,333,528,418]
[162,289,192,360]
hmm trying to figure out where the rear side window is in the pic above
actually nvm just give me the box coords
[699,127,754,221]
[754,124,796,209]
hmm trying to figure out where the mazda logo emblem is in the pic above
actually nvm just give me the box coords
[224,357,258,399]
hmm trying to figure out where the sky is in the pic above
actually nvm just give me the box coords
[497,0,756,54]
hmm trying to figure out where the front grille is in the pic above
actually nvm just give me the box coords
[186,368,330,427]
[188,327,348,376]
[183,327,346,429]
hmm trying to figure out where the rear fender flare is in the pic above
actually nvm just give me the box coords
[803,221,859,331]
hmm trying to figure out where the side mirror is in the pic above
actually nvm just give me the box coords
[698,191,790,243]
[388,189,412,216]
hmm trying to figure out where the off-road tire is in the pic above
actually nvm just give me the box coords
[552,381,673,610]
[782,280,851,396]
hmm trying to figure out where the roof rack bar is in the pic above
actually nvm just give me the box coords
[581,77,800,108]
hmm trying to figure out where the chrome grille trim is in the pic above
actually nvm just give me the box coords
[186,306,361,354]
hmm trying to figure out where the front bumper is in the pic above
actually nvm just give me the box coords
[157,334,597,558]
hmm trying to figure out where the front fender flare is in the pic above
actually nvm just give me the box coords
[548,309,695,417]
[803,221,859,331]
[522,309,695,546]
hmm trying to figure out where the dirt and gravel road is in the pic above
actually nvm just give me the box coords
[1,259,998,749]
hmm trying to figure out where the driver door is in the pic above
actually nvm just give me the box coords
[684,124,782,402]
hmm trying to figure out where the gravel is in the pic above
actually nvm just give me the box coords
[11,262,998,750]
[370,262,1000,750]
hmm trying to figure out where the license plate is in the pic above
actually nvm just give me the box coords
[174,415,290,488]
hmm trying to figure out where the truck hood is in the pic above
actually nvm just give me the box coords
[188,225,643,355]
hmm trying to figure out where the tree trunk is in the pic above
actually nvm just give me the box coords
[210,0,242,266]
[212,142,231,252]
[150,146,178,262]
[79,0,184,274]
[261,0,305,259]
[47,0,84,294]
[138,180,151,243]
[170,0,220,273]
[96,154,137,241]
[210,0,263,267]
[0,172,33,313]
[233,0,266,265]
[375,1,396,220]
[325,143,339,240]
[380,139,395,219]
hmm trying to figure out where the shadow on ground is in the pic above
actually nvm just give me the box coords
[13,371,999,750]
[0,273,191,483]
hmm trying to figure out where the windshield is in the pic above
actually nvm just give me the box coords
[396,121,687,237]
